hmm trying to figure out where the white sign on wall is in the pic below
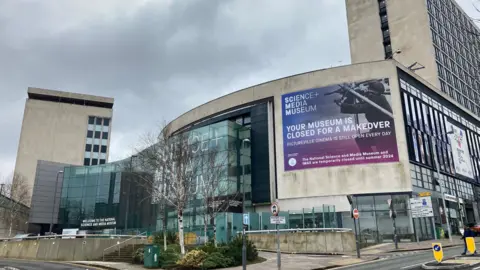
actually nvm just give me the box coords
[446,121,474,179]
[410,197,434,218]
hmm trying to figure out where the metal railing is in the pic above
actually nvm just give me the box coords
[0,234,145,242]
[240,228,353,234]
[102,231,147,261]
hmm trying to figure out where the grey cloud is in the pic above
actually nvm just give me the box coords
[0,0,350,173]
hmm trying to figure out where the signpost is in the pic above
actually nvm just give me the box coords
[270,216,286,224]
[432,243,443,263]
[352,209,359,219]
[243,213,249,227]
[352,207,360,259]
[387,199,398,250]
[271,202,281,270]
[410,197,437,240]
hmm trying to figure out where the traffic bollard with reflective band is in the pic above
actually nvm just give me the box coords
[432,243,443,263]
[466,237,476,254]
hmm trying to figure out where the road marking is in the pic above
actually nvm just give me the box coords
[401,260,435,270]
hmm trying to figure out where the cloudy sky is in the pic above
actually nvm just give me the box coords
[0,0,478,178]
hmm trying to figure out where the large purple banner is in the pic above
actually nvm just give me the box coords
[282,78,399,171]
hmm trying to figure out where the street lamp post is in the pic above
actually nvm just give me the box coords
[431,131,453,243]
[125,155,137,231]
[241,138,250,270]
[49,170,63,235]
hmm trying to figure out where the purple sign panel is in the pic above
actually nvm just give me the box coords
[282,78,399,171]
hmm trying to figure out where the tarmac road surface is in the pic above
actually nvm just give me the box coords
[0,259,97,270]
[338,246,468,270]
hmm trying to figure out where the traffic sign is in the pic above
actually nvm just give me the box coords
[432,243,443,263]
[466,237,476,254]
[410,197,434,218]
[243,213,249,226]
[271,202,280,216]
[352,208,359,219]
[270,216,286,224]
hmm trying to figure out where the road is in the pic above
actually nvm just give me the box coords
[339,246,472,270]
[0,259,95,270]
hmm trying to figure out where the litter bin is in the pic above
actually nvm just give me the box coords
[144,244,160,268]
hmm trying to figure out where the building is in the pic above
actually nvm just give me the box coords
[163,59,480,243]
[346,0,480,116]
[28,160,156,234]
[14,87,114,203]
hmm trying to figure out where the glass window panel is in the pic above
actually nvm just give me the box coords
[424,133,432,166]
[101,145,107,153]
[96,117,102,125]
[94,131,101,139]
[356,196,375,211]
[88,116,95,125]
[102,132,109,140]
[418,131,426,164]
[412,129,420,162]
[422,103,430,134]
[93,145,99,152]
[403,93,411,126]
[429,107,436,137]
[410,97,418,129]
[416,100,424,131]
[87,130,93,138]
[103,118,110,126]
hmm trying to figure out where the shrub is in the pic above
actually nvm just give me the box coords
[159,244,181,269]
[222,235,258,265]
[132,247,144,264]
[177,250,207,268]
[195,241,218,254]
[201,252,234,269]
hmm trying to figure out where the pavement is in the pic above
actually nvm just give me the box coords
[72,251,379,270]
[0,258,99,270]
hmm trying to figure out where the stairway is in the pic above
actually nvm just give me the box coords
[103,244,145,263]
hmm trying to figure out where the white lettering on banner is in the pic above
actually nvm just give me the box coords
[285,117,392,139]
[81,217,116,227]
[446,121,474,179]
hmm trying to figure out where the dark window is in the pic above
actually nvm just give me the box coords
[85,144,92,152]
[99,159,106,165]
[84,158,90,166]
[103,118,110,126]
[102,132,109,140]
[87,130,93,138]
[402,93,411,125]
[96,118,102,125]
[94,131,101,139]
[93,145,99,152]
[88,116,95,125]
[101,145,107,153]
[91,159,98,166]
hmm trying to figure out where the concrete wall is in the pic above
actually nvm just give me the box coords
[0,238,146,261]
[346,0,385,63]
[14,89,113,204]
[386,0,439,89]
[346,0,440,89]
[248,231,355,253]
[167,60,412,211]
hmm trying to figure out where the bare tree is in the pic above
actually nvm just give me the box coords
[0,173,30,237]
[197,146,240,246]
[130,123,200,255]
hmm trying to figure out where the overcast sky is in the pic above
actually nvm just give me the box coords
[0,0,478,178]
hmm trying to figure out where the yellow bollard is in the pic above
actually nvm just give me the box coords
[466,237,476,254]
[432,243,443,263]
